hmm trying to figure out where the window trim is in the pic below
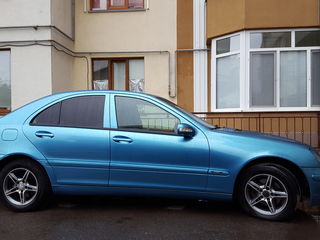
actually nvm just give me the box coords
[211,28,320,112]
[92,57,144,91]
[311,50,320,107]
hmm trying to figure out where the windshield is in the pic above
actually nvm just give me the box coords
[156,97,217,129]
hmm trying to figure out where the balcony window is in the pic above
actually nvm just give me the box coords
[91,0,144,10]
[92,58,144,92]
[212,29,320,112]
[0,50,11,111]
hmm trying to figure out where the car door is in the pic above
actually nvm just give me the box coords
[109,94,210,191]
[23,94,110,186]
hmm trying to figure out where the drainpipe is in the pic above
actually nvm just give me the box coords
[84,0,88,12]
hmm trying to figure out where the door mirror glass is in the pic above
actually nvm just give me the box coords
[175,123,195,138]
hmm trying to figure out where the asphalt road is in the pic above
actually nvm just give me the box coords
[0,196,319,240]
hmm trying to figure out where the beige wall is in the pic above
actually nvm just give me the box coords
[51,0,74,38]
[73,0,177,101]
[207,0,320,40]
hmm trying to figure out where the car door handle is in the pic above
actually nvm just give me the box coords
[112,136,133,144]
[35,131,54,138]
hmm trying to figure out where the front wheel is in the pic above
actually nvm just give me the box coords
[237,164,298,221]
[0,159,51,212]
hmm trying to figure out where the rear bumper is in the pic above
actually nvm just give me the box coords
[302,167,320,206]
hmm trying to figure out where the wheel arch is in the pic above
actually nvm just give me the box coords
[0,154,53,187]
[233,156,310,201]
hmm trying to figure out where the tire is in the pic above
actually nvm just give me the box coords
[237,164,298,221]
[0,158,51,212]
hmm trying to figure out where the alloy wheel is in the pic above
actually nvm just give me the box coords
[3,168,38,206]
[244,173,289,216]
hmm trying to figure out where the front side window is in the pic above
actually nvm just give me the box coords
[92,58,144,92]
[0,50,11,111]
[212,29,320,111]
[91,0,144,10]
[31,95,105,129]
[115,96,180,133]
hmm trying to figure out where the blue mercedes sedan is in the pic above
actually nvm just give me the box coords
[0,91,319,220]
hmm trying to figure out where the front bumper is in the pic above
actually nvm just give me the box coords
[302,167,320,206]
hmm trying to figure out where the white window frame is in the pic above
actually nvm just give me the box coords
[211,28,320,112]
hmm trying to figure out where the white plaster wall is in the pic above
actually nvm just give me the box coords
[0,0,51,26]
[10,46,52,109]
[51,50,74,94]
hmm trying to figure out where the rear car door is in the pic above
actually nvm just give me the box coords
[23,94,110,186]
[109,94,210,191]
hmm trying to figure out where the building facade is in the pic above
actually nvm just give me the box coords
[0,0,319,148]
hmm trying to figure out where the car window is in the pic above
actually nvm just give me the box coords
[31,102,61,126]
[115,96,180,133]
[31,95,105,129]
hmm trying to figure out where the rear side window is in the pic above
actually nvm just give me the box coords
[31,102,61,126]
[60,96,105,128]
[31,95,105,129]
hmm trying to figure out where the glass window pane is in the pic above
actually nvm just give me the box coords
[93,60,108,90]
[216,54,240,109]
[216,35,240,55]
[129,59,144,92]
[113,62,126,90]
[280,51,307,107]
[0,51,10,110]
[295,30,320,47]
[312,51,320,106]
[60,96,105,128]
[109,0,125,7]
[128,0,144,9]
[250,32,291,48]
[250,52,275,107]
[115,97,180,132]
[92,0,107,10]
[31,102,61,126]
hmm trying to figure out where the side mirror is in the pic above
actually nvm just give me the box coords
[175,123,195,138]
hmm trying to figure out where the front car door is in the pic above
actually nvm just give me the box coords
[109,94,210,192]
[23,93,110,187]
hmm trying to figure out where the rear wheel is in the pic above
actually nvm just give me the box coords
[0,159,51,212]
[237,164,298,221]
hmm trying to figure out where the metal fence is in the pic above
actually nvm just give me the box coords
[195,112,320,149]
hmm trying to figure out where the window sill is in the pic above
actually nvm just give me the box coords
[88,8,147,13]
